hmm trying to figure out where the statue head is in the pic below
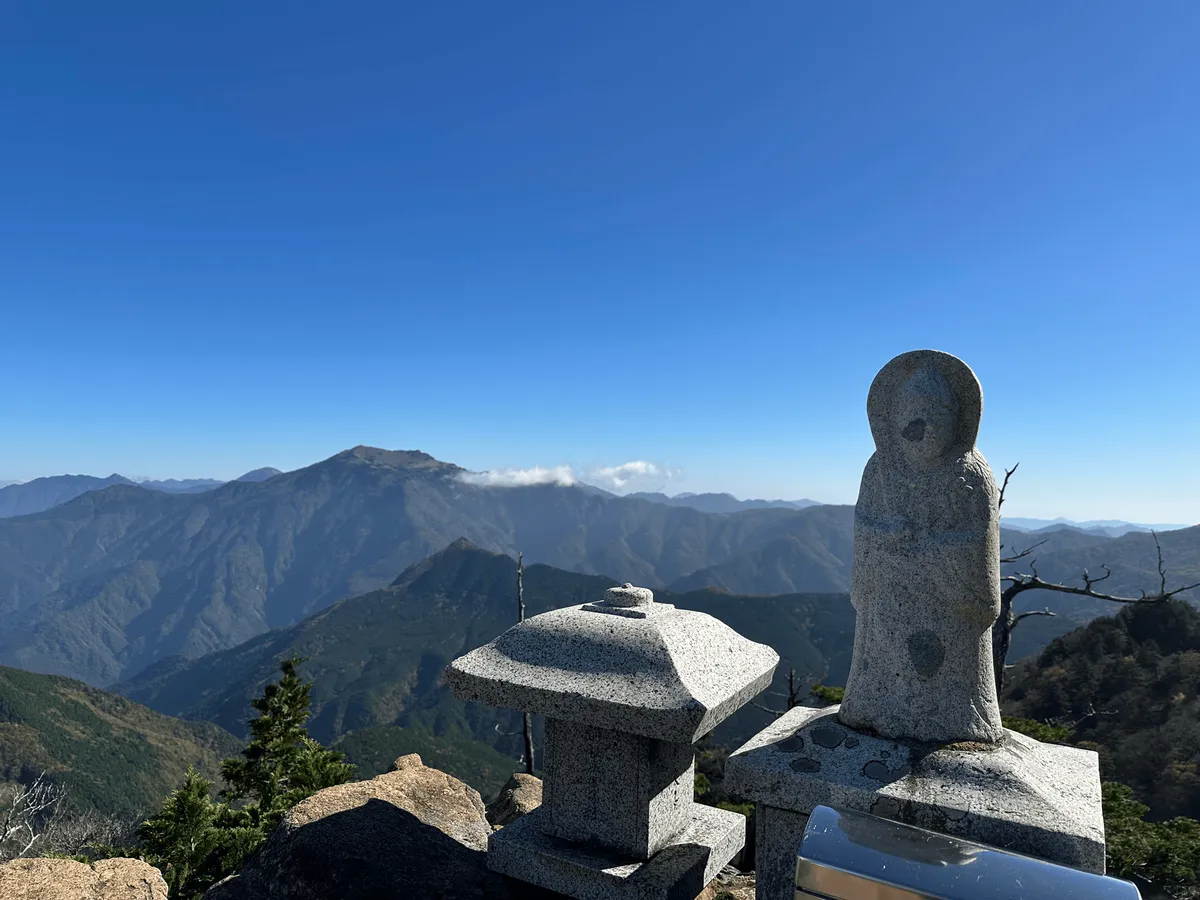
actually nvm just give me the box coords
[893,367,959,465]
[867,350,983,466]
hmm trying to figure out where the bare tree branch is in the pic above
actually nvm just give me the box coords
[750,700,786,717]
[1000,539,1048,565]
[997,462,1019,511]
[1012,608,1056,627]
[990,463,1199,697]
[0,773,66,862]
[1002,565,1198,606]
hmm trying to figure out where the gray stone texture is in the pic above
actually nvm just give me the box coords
[487,804,745,900]
[542,718,695,860]
[447,584,775,900]
[839,348,1005,745]
[486,772,544,829]
[202,753,559,900]
[447,586,778,744]
[753,805,810,900]
[725,705,1107,899]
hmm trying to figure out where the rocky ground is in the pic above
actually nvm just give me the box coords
[0,757,757,899]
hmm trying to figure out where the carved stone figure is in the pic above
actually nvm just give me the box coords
[838,349,1005,744]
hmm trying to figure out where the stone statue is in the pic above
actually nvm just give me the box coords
[838,349,1005,745]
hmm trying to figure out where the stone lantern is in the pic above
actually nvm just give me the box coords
[446,583,779,900]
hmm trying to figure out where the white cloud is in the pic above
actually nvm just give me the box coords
[586,461,678,493]
[458,465,577,488]
[456,459,679,493]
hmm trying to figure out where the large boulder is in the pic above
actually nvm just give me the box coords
[0,857,168,900]
[485,773,542,829]
[203,754,556,900]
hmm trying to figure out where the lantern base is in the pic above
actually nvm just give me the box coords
[487,802,745,900]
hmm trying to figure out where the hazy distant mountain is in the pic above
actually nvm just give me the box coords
[135,476,225,493]
[627,491,821,514]
[0,473,135,518]
[0,467,284,517]
[236,467,283,483]
[1002,516,1192,538]
[0,447,860,686]
[1,445,1194,689]
[118,540,858,788]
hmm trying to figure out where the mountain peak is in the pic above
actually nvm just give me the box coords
[236,467,282,483]
[389,538,512,590]
[334,446,460,471]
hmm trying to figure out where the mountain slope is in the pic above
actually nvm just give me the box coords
[1003,525,1200,661]
[0,448,858,686]
[0,474,134,518]
[0,665,241,818]
[0,468,285,518]
[2,445,1194,688]
[1003,517,1192,537]
[117,541,857,781]
[235,467,283,483]
[1002,598,1200,821]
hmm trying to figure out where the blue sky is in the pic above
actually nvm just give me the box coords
[1,2,1197,522]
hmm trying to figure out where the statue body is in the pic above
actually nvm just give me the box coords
[838,350,1004,745]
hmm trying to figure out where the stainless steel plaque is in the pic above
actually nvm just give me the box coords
[795,805,1139,900]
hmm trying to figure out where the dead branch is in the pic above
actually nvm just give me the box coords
[997,463,1019,511]
[1002,562,1198,606]
[750,700,785,717]
[0,773,66,862]
[1000,539,1048,565]
[1012,608,1057,627]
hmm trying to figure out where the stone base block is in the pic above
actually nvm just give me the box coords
[543,717,695,859]
[725,705,1107,900]
[754,805,810,900]
[488,803,745,900]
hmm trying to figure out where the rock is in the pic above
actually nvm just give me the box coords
[203,753,557,900]
[486,772,542,828]
[839,349,1005,745]
[0,857,167,900]
[696,865,756,899]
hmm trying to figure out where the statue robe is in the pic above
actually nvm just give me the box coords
[838,449,1004,744]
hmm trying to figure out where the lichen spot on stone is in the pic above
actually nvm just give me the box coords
[902,417,927,442]
[906,629,946,677]
[789,757,822,773]
[811,726,846,749]
[863,760,892,781]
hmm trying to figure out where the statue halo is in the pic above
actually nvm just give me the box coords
[866,349,983,458]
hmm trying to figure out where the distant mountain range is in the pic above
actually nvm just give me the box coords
[117,540,859,791]
[1001,517,1192,538]
[0,467,283,518]
[624,491,822,514]
[0,446,1194,690]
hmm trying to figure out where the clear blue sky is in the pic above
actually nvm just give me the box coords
[1,2,1197,522]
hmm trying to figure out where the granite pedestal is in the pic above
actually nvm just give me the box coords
[725,705,1107,900]
[489,804,745,900]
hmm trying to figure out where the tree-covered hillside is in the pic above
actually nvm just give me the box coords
[2,444,1191,690]
[1002,598,1200,821]
[0,666,242,818]
[118,540,857,785]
